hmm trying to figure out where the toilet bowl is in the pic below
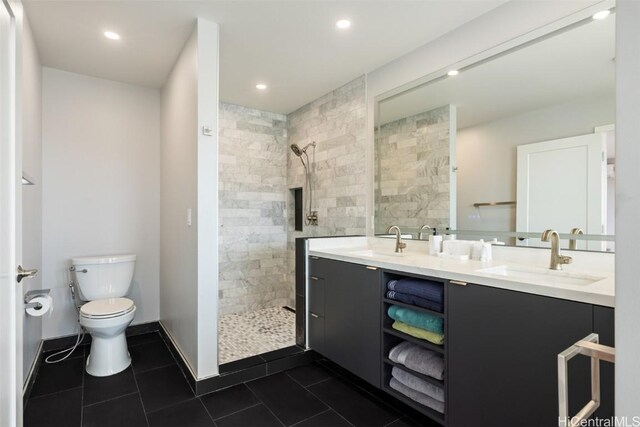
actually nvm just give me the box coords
[71,254,137,377]
[80,298,136,376]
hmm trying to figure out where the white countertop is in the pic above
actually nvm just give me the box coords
[308,237,615,307]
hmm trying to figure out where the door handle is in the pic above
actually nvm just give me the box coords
[16,265,38,283]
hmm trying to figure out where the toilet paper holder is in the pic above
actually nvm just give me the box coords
[24,289,51,309]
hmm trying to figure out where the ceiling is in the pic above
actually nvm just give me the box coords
[378,12,616,128]
[22,1,507,114]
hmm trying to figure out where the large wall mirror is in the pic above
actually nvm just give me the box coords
[374,6,615,252]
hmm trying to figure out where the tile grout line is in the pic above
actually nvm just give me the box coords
[203,401,263,423]
[130,359,151,427]
[317,361,403,417]
[244,382,287,427]
[82,391,140,408]
[285,369,332,389]
[288,408,332,427]
[302,384,356,427]
[28,385,84,401]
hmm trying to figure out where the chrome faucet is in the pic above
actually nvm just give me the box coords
[568,227,584,250]
[541,229,573,270]
[387,225,407,253]
[418,224,432,240]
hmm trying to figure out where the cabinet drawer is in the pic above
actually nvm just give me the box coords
[308,256,332,279]
[308,312,325,356]
[309,276,325,316]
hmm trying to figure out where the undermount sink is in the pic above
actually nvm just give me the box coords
[346,249,406,258]
[476,265,605,286]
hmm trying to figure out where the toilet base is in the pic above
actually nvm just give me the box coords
[86,333,131,377]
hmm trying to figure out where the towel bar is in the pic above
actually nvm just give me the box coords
[558,333,615,427]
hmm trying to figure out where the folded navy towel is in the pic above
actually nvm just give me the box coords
[386,290,443,313]
[387,278,444,304]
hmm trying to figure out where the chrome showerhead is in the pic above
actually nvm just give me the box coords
[290,141,316,157]
[290,144,304,157]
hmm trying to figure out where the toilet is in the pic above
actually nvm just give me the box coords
[71,254,137,377]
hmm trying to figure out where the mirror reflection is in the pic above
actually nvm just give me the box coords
[375,12,615,252]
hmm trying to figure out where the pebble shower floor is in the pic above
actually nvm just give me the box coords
[218,306,296,364]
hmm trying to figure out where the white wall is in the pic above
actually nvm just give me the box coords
[42,68,160,339]
[21,15,42,381]
[615,0,640,415]
[457,94,614,232]
[160,19,219,379]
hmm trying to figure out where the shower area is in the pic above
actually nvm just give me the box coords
[217,102,317,364]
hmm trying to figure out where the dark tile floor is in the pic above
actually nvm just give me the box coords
[25,332,437,427]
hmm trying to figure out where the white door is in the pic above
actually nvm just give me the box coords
[1,1,23,426]
[516,133,606,249]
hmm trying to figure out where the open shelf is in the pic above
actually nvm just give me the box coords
[383,298,444,318]
[383,328,445,354]
[382,385,445,425]
[381,270,447,425]
[383,358,444,388]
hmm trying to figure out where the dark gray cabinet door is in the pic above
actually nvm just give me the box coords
[593,305,615,419]
[323,259,382,387]
[447,283,593,427]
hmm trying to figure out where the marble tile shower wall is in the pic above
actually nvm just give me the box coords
[286,76,368,286]
[375,105,451,234]
[218,103,289,315]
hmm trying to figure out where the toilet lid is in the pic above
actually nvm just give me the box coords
[81,298,135,318]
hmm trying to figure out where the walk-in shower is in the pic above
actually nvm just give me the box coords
[290,141,318,225]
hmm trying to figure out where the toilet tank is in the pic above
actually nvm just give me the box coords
[71,254,136,301]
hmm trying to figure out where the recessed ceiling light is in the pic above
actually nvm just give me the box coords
[592,10,610,20]
[104,31,120,40]
[256,83,267,90]
[336,19,351,29]
[447,70,459,76]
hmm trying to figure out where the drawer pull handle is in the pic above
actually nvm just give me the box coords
[311,256,319,260]
[310,313,319,318]
[450,280,467,286]
[366,266,378,271]
[310,276,319,281]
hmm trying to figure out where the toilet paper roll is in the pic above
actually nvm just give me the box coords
[26,295,53,317]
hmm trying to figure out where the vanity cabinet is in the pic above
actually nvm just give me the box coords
[308,257,382,387]
[307,255,614,426]
[447,282,594,427]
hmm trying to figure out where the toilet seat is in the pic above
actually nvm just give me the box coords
[81,298,135,319]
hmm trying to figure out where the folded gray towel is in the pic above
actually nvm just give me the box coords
[392,367,445,402]
[388,341,413,365]
[404,345,445,381]
[390,378,445,414]
[388,341,445,381]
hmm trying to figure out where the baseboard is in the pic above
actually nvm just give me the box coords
[157,321,199,392]
[42,321,160,352]
[23,340,43,404]
[158,321,319,396]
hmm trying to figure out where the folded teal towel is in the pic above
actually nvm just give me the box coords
[388,305,444,335]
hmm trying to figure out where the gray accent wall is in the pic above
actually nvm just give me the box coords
[218,103,289,315]
[286,76,368,291]
[218,76,367,316]
[374,105,452,234]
